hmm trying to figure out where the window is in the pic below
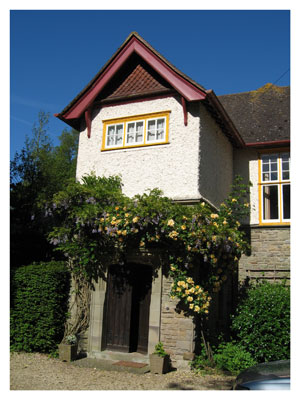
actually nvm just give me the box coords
[102,111,170,151]
[259,152,290,224]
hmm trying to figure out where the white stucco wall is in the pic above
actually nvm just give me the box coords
[198,105,233,208]
[76,96,201,201]
[233,148,259,225]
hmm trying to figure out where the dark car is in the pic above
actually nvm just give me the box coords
[232,359,290,390]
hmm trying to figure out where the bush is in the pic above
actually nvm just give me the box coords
[231,281,290,363]
[190,348,215,373]
[10,261,70,353]
[213,341,256,374]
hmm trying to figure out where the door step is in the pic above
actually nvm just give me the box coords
[89,350,149,363]
[73,356,150,374]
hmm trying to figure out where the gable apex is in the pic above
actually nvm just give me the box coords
[56,32,207,122]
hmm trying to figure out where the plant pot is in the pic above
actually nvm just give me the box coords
[58,343,78,362]
[149,354,170,374]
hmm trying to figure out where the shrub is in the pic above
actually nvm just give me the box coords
[213,341,256,374]
[190,347,215,373]
[231,281,290,363]
[10,261,70,353]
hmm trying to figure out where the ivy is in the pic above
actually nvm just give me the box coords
[48,174,251,325]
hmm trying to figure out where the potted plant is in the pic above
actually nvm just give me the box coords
[58,334,78,362]
[149,342,170,374]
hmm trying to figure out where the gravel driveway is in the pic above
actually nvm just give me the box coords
[10,352,234,390]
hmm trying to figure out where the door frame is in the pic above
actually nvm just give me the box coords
[87,250,162,357]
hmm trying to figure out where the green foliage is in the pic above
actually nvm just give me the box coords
[213,341,256,374]
[190,341,255,375]
[153,342,168,357]
[231,281,290,363]
[10,261,70,353]
[190,347,215,373]
[10,111,79,268]
[48,174,251,316]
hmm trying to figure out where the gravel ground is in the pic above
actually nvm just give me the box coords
[10,352,235,390]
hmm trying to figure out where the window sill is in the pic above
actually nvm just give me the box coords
[101,141,170,152]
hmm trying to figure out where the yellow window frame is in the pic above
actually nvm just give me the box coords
[101,111,170,151]
[258,149,290,225]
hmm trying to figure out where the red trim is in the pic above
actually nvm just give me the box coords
[62,36,206,120]
[97,93,176,108]
[246,139,290,148]
[181,96,188,126]
[85,109,92,138]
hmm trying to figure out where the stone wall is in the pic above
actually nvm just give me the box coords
[160,275,195,369]
[239,226,290,283]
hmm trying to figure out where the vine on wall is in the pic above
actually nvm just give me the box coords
[48,174,251,339]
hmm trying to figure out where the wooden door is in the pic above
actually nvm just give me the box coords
[105,264,133,352]
[104,263,152,354]
[129,265,152,354]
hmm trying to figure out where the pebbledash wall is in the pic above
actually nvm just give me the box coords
[234,148,290,284]
[76,96,233,207]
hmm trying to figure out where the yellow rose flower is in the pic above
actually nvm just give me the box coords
[140,241,145,247]
[194,305,200,312]
[115,206,119,210]
[169,231,179,239]
[204,309,209,314]
[223,220,228,225]
[181,225,186,230]
[213,222,219,227]
[132,216,139,223]
[170,266,176,271]
[189,303,194,310]
[186,277,194,284]
[210,213,219,219]
[167,219,175,227]
[125,213,130,217]
[117,230,122,235]
[176,287,182,292]
[187,296,193,302]
[231,198,237,202]
[122,230,127,236]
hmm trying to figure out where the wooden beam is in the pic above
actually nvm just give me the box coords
[85,108,92,138]
[181,96,188,126]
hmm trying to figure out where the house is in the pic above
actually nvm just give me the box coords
[55,32,290,368]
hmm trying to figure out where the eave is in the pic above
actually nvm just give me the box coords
[245,139,290,149]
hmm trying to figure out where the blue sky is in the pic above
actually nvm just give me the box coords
[10,9,290,159]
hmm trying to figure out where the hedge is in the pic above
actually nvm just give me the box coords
[10,261,70,353]
[231,281,290,363]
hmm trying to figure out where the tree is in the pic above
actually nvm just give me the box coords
[10,111,79,268]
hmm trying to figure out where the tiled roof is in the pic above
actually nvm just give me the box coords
[100,58,173,101]
[218,84,290,144]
